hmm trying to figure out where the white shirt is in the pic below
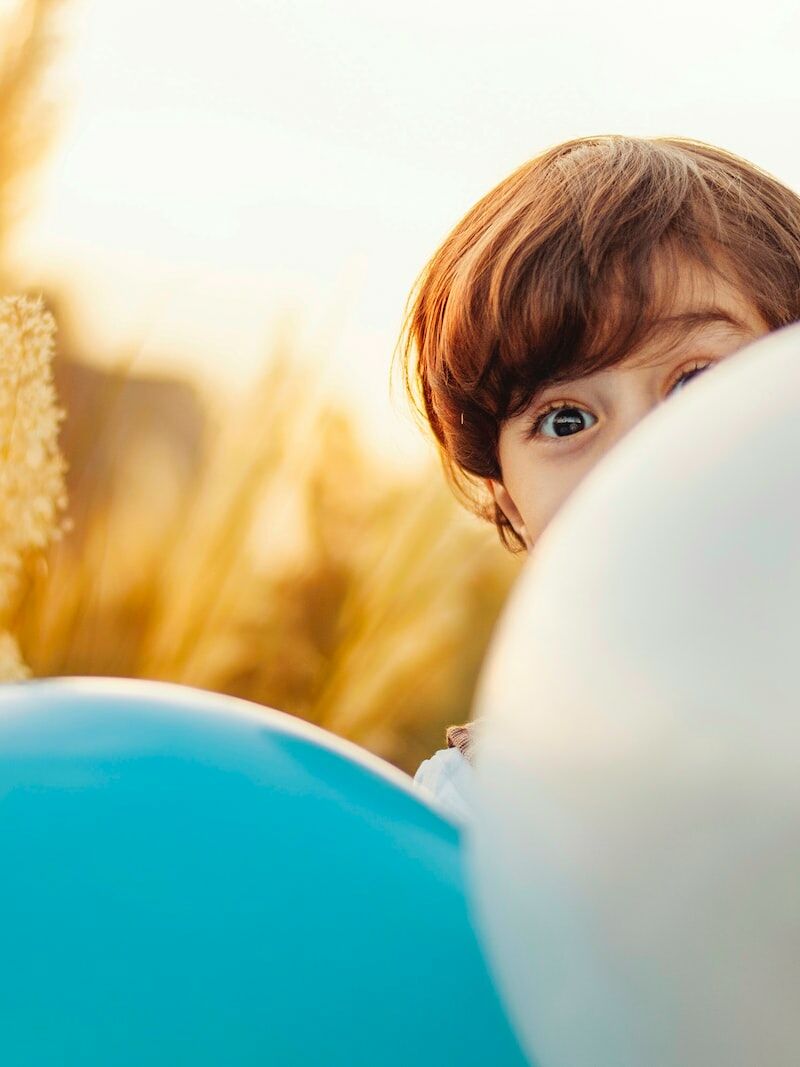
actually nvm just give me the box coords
[413,747,475,825]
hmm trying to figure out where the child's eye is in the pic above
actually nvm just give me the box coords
[528,360,717,443]
[528,402,597,441]
[668,360,714,396]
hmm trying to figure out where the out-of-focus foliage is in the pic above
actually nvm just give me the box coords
[0,0,61,284]
[0,0,522,772]
[0,3,68,679]
[11,323,520,771]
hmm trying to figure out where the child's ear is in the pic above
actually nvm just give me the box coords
[485,478,532,550]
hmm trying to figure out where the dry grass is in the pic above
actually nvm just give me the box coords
[0,294,67,678]
[0,0,61,282]
[0,0,523,773]
[9,321,521,772]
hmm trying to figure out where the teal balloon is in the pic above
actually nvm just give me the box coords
[0,678,530,1067]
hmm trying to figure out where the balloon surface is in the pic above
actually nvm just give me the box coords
[469,323,800,1067]
[0,676,530,1067]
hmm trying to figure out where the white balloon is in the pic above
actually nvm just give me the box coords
[468,322,800,1067]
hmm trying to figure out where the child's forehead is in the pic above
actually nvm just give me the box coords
[617,308,756,370]
[582,252,762,368]
[647,250,750,315]
[525,274,762,400]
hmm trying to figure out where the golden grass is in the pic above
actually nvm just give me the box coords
[0,0,523,772]
[10,319,520,772]
[0,294,67,678]
[0,0,61,275]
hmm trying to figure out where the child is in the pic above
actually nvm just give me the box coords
[399,134,800,822]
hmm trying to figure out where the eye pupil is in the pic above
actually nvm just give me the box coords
[551,408,585,437]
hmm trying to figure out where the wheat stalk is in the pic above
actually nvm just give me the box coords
[0,294,67,678]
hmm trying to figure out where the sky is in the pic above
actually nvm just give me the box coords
[7,0,800,464]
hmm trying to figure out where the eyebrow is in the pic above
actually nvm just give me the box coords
[526,305,759,403]
[524,306,755,405]
[616,306,756,371]
[646,308,751,335]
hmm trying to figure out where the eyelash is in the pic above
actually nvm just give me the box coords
[527,360,714,442]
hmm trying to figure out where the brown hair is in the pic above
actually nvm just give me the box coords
[395,135,800,552]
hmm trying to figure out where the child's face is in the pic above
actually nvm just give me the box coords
[487,258,770,552]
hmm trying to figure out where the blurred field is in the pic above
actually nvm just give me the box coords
[1,0,522,774]
[8,326,520,772]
